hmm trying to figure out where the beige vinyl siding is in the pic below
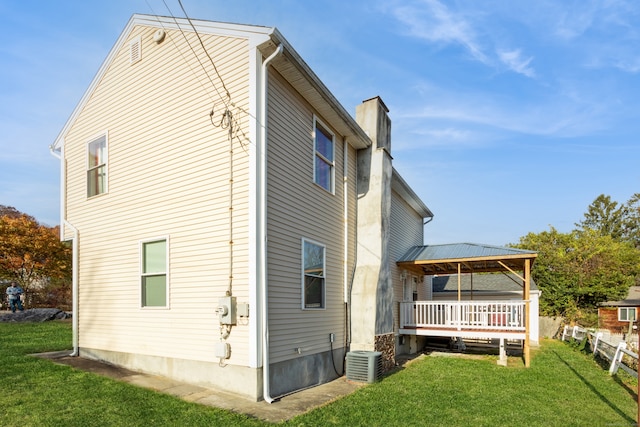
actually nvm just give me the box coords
[266,70,352,363]
[389,190,424,331]
[63,26,253,364]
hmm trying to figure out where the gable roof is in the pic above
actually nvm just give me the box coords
[392,168,433,219]
[51,14,370,152]
[600,286,640,307]
[432,273,538,293]
[397,243,537,275]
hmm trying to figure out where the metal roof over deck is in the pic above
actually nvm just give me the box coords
[397,243,537,276]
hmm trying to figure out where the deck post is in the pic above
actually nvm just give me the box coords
[524,258,531,367]
[498,338,507,366]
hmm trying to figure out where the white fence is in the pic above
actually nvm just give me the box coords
[561,325,638,379]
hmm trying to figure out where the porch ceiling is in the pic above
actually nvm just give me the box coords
[397,243,537,276]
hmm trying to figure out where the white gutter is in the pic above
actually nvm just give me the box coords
[260,43,283,404]
[49,144,79,357]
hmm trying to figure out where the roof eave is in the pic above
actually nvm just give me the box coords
[258,29,371,150]
[391,168,433,219]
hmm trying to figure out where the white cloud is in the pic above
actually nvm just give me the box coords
[497,49,535,78]
[553,4,599,40]
[387,0,541,78]
[389,0,489,64]
[394,91,610,141]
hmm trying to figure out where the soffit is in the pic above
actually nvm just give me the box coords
[258,37,371,150]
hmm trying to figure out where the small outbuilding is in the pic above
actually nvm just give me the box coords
[598,286,640,335]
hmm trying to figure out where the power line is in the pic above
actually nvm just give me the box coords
[144,0,215,105]
[144,0,259,154]
[177,0,232,105]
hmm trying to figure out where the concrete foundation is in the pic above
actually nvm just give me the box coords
[269,347,345,397]
[80,347,262,401]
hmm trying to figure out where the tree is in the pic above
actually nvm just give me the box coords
[514,227,640,322]
[575,194,627,240]
[623,192,640,248]
[0,204,35,220]
[0,212,71,296]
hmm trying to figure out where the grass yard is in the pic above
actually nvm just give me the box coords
[0,322,637,426]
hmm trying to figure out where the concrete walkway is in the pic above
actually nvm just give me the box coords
[34,351,364,423]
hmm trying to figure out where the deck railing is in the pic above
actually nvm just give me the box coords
[400,301,526,331]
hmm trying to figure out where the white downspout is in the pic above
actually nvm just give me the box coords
[343,141,349,303]
[50,144,79,357]
[260,43,283,404]
[65,220,79,356]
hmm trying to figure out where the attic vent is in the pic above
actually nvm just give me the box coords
[129,36,141,64]
[346,351,382,383]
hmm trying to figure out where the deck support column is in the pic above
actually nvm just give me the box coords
[524,258,531,367]
[498,338,507,366]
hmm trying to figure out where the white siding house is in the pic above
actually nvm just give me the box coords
[51,14,431,400]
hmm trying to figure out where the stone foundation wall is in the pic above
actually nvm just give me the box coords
[374,332,395,371]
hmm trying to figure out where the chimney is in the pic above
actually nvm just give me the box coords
[350,97,395,369]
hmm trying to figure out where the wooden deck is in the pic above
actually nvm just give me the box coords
[399,300,527,340]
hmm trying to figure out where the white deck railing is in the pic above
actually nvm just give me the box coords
[400,301,526,331]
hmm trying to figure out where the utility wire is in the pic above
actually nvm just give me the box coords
[144,0,216,105]
[178,0,232,105]
[147,0,259,155]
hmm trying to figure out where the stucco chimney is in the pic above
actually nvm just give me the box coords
[350,96,395,368]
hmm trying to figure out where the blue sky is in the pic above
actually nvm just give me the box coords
[1,0,639,246]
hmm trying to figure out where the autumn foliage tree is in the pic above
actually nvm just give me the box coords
[0,205,71,308]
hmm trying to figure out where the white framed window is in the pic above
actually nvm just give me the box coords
[619,307,636,322]
[140,237,169,308]
[313,117,335,193]
[87,133,108,197]
[302,239,325,309]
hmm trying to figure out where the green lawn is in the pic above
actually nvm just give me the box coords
[0,322,636,426]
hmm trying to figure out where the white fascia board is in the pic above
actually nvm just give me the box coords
[51,15,137,151]
[136,14,274,41]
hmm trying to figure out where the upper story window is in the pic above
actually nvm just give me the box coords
[313,117,334,193]
[302,239,325,309]
[619,307,636,322]
[87,134,107,197]
[141,238,168,308]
